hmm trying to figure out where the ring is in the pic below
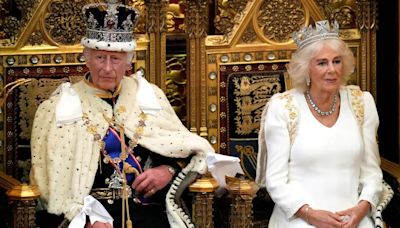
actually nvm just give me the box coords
[340,215,350,222]
[149,189,155,194]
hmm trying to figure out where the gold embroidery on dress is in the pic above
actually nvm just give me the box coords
[349,87,364,127]
[280,92,298,145]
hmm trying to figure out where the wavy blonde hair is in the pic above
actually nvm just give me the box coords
[287,38,355,92]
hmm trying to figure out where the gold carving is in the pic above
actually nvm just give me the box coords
[28,30,44,46]
[191,192,215,227]
[2,16,20,39]
[44,0,88,45]
[18,78,69,140]
[208,120,217,128]
[0,0,40,46]
[189,174,218,228]
[146,0,168,33]
[226,177,258,228]
[12,199,37,227]
[186,0,209,38]
[322,1,357,28]
[214,0,250,35]
[166,3,185,32]
[166,55,187,123]
[357,0,378,31]
[314,1,358,29]
[232,75,281,135]
[257,0,305,43]
[208,54,216,64]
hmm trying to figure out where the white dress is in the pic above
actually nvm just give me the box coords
[264,88,382,228]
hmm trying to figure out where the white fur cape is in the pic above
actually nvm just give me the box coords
[30,73,214,227]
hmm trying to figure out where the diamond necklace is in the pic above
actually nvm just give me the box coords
[306,90,338,116]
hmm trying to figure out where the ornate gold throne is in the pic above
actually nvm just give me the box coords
[0,0,399,228]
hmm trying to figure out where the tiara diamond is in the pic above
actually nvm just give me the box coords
[82,0,139,44]
[292,20,340,49]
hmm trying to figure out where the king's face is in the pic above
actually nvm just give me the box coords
[85,49,131,91]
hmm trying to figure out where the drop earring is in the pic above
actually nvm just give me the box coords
[306,75,310,87]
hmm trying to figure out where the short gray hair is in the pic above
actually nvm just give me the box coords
[287,38,355,92]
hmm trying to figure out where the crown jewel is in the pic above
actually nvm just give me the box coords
[81,0,139,52]
[292,20,339,49]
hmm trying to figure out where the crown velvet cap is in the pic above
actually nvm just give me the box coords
[81,0,139,52]
[292,20,340,49]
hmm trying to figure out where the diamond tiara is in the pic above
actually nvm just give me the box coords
[292,20,340,49]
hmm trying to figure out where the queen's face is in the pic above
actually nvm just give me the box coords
[309,45,343,93]
[85,49,131,91]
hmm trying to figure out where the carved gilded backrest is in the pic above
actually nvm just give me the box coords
[204,0,377,180]
[216,62,291,178]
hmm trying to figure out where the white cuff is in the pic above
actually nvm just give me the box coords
[68,195,113,228]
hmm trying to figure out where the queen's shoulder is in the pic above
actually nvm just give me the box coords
[266,89,300,110]
[342,85,374,99]
[269,89,299,102]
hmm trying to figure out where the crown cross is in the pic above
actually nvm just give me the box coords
[292,20,340,49]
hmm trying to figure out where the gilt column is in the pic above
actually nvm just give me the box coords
[146,0,168,89]
[185,0,209,136]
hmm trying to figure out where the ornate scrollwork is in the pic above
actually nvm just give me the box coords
[0,0,40,46]
[44,0,87,45]
[2,16,20,38]
[186,0,209,38]
[322,0,357,28]
[166,2,185,33]
[166,55,187,124]
[330,6,356,28]
[242,25,257,43]
[18,78,69,140]
[315,0,330,16]
[146,0,168,33]
[28,30,45,46]
[13,200,37,228]
[356,0,378,31]
[257,0,305,43]
[314,0,358,29]
[214,0,250,35]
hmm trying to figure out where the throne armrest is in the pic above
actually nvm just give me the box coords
[0,171,40,228]
[189,173,219,228]
[380,157,400,228]
[381,157,400,188]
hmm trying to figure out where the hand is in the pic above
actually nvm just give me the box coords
[85,221,113,228]
[336,200,371,228]
[131,165,174,198]
[297,205,343,228]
